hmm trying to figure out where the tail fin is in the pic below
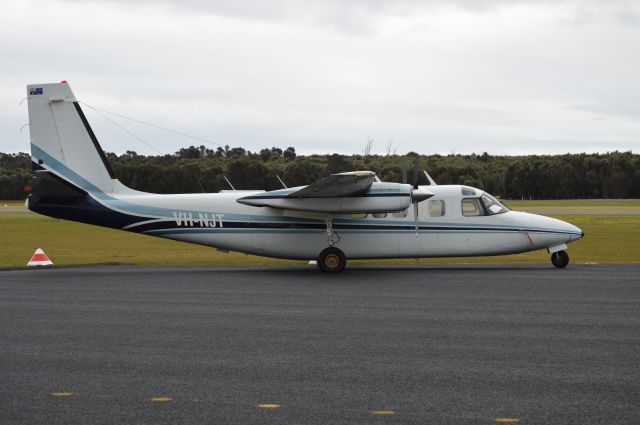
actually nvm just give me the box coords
[27,82,118,194]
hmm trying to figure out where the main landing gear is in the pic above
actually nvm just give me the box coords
[551,250,569,268]
[317,247,347,273]
[317,218,346,272]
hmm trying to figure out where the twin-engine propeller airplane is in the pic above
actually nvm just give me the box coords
[25,82,584,272]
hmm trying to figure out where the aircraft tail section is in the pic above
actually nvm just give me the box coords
[26,82,119,194]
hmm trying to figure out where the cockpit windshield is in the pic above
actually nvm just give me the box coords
[481,193,509,215]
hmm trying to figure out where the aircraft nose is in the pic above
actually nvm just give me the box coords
[567,223,584,242]
[538,215,583,243]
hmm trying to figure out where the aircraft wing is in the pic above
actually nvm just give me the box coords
[236,171,414,214]
[287,171,376,198]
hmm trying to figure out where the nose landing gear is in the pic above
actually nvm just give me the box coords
[551,250,569,268]
[317,247,347,273]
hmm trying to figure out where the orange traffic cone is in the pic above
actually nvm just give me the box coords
[27,248,53,267]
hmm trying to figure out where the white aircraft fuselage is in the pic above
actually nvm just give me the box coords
[105,189,580,260]
[25,81,584,271]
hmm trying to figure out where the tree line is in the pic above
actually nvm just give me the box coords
[1,147,639,200]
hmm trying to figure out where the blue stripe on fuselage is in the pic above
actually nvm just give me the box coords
[144,226,581,237]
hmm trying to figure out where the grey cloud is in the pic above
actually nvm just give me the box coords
[615,8,640,26]
[2,0,639,155]
[61,0,639,32]
[572,102,640,121]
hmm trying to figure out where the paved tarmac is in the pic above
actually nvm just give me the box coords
[0,206,30,213]
[0,265,638,424]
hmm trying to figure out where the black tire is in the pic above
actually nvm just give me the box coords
[317,247,347,273]
[551,250,569,268]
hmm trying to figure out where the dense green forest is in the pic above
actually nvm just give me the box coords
[1,147,639,200]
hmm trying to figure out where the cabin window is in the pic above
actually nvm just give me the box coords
[373,212,387,218]
[393,209,408,218]
[461,198,483,216]
[427,200,445,217]
[481,193,509,215]
[351,213,367,219]
[461,194,509,217]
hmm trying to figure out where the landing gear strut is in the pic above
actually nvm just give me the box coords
[324,218,340,246]
[551,250,569,268]
[317,247,347,273]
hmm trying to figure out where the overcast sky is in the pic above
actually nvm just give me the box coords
[2,0,639,155]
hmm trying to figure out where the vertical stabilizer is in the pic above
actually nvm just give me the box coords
[27,82,118,194]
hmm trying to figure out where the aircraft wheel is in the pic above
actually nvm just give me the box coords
[551,250,569,268]
[317,247,347,273]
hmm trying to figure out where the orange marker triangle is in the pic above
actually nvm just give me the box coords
[27,248,53,267]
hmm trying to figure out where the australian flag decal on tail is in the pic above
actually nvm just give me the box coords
[29,87,43,95]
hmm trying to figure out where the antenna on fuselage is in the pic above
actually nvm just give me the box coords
[223,176,236,191]
[276,175,287,189]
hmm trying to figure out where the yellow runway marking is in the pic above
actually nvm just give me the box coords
[370,410,396,415]
[150,397,172,402]
[257,403,280,409]
[51,392,73,397]
[496,418,520,423]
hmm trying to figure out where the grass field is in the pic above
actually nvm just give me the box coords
[1,199,639,268]
[505,199,640,208]
[1,200,25,207]
[504,199,640,214]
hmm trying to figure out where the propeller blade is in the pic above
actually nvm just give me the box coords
[412,158,419,189]
[414,202,419,238]
[402,158,407,184]
[411,188,434,238]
